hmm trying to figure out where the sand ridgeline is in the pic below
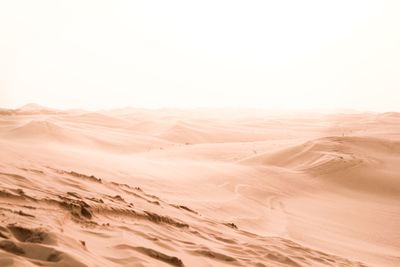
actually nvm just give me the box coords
[0,106,399,267]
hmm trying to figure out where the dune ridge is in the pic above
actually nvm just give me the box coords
[242,136,400,197]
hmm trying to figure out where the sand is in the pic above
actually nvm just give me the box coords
[0,105,399,266]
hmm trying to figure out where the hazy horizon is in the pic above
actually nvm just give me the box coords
[1,0,400,111]
[1,102,395,114]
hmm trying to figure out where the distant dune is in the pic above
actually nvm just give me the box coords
[0,103,61,116]
[0,105,399,266]
[6,120,73,140]
[62,112,130,128]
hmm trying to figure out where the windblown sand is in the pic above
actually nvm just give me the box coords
[0,105,399,266]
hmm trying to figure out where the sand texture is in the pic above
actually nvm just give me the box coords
[0,105,399,266]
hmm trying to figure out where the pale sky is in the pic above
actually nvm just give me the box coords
[0,0,399,111]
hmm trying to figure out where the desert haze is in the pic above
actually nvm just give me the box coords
[0,104,398,266]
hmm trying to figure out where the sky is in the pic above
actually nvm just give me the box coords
[0,0,399,111]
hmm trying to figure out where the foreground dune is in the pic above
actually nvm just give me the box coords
[0,106,399,266]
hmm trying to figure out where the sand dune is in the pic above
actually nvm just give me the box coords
[60,112,130,128]
[5,120,78,141]
[0,106,399,266]
[2,116,169,153]
[242,135,399,171]
[243,136,400,196]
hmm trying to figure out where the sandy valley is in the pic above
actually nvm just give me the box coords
[0,104,399,267]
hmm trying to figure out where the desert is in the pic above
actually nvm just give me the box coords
[2,1,400,266]
[0,104,399,266]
